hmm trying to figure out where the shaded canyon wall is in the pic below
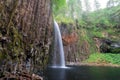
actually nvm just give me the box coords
[0,0,53,75]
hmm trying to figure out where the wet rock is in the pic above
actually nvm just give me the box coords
[32,73,43,80]
[111,42,120,48]
[0,71,43,80]
[110,42,120,53]
[0,37,9,43]
[100,39,120,53]
[59,23,90,62]
[62,32,78,46]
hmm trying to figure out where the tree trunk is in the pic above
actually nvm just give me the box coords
[0,0,52,76]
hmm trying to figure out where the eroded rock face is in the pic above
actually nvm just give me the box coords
[60,23,90,62]
[100,40,120,53]
[0,0,53,78]
[94,37,103,52]
[62,32,78,46]
[93,37,120,53]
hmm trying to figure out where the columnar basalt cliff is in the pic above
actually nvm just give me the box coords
[0,0,53,79]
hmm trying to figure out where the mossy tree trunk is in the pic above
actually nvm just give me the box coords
[0,0,52,75]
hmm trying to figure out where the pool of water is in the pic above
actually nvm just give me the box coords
[44,65,120,80]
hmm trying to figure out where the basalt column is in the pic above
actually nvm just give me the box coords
[0,0,53,74]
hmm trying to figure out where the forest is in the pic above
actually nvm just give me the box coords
[54,0,120,64]
[0,0,120,80]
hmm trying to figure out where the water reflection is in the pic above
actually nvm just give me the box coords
[45,65,120,80]
[45,68,66,80]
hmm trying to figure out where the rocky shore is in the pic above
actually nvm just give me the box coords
[0,71,43,80]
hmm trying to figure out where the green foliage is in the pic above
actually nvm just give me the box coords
[89,6,120,26]
[77,28,97,54]
[55,15,74,24]
[54,0,120,63]
[54,0,120,28]
[53,0,82,20]
[67,0,82,19]
[52,0,66,14]
[86,53,120,64]
[78,20,87,27]
[91,31,104,38]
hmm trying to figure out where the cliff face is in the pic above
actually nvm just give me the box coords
[60,22,120,63]
[60,23,92,62]
[0,0,53,76]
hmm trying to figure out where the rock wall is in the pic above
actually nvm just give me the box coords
[60,23,91,62]
[60,22,120,63]
[0,0,53,78]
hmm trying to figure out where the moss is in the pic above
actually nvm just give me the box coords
[0,0,23,57]
[7,0,19,35]
[78,28,97,54]
[0,51,3,59]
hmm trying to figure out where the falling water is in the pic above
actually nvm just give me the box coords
[52,20,65,68]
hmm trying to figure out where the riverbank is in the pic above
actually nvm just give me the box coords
[67,62,120,67]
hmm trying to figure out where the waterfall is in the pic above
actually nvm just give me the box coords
[52,20,65,68]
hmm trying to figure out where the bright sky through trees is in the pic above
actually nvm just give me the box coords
[94,0,109,8]
[81,0,109,11]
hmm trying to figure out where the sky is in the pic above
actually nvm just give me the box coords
[81,0,109,11]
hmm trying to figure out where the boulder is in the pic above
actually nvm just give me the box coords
[100,39,120,53]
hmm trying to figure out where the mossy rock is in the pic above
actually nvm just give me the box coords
[110,48,120,53]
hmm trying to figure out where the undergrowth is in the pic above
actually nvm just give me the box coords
[85,53,120,65]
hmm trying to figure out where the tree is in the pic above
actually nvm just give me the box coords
[52,0,66,15]
[84,0,91,12]
[67,0,75,19]
[94,0,101,10]
[0,0,52,77]
[107,0,115,7]
[74,0,82,19]
[81,0,92,24]
[106,0,120,8]
[66,0,82,19]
